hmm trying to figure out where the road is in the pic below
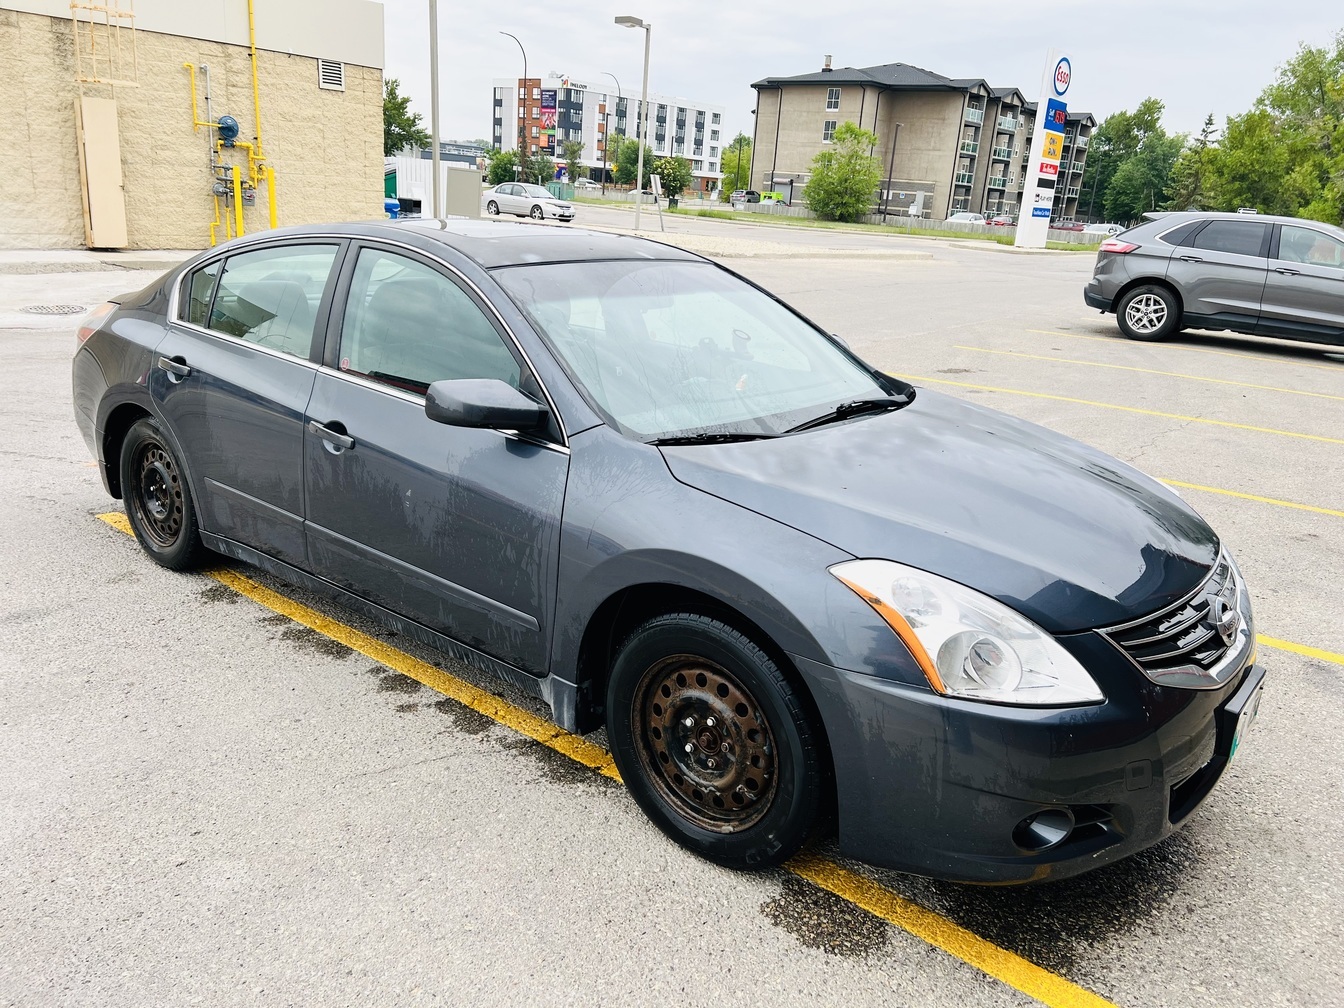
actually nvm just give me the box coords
[1,213,1341,1008]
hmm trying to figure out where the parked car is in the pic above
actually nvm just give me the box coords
[1051,219,1086,232]
[73,220,1263,885]
[730,190,761,203]
[1083,223,1124,236]
[947,212,987,224]
[986,215,1016,227]
[1085,210,1344,344]
[572,179,601,191]
[483,183,575,222]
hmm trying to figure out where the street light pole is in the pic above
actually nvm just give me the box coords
[428,0,441,218]
[615,16,651,231]
[500,31,528,188]
[734,134,744,192]
[600,72,622,196]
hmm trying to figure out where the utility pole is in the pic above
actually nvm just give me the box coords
[428,0,441,218]
[601,72,621,196]
[500,32,528,189]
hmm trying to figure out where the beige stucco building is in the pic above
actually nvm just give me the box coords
[0,0,385,250]
[752,58,1095,222]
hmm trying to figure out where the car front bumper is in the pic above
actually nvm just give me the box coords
[795,635,1264,884]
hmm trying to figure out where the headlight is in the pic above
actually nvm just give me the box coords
[830,559,1103,706]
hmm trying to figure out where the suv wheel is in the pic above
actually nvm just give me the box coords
[1117,284,1180,341]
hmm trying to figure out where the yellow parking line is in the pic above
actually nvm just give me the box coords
[893,374,1344,445]
[1028,330,1344,372]
[1256,635,1344,668]
[96,511,1117,1008]
[1162,480,1344,519]
[955,346,1344,402]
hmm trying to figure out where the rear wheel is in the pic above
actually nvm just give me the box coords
[606,613,826,870]
[486,200,500,215]
[530,204,545,220]
[120,417,205,570]
[1117,284,1180,341]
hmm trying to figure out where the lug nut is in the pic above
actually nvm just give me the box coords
[705,717,716,727]
[707,758,716,768]
[683,717,695,727]
[684,743,694,753]
[720,742,730,752]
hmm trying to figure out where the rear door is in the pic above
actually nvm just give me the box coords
[1165,219,1270,327]
[154,240,342,565]
[1259,224,1344,343]
[302,243,569,674]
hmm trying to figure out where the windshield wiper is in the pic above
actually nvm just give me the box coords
[647,431,780,446]
[782,397,906,435]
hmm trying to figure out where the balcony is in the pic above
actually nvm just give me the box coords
[997,116,1019,132]
[952,198,970,211]
[965,107,984,124]
[954,171,974,186]
[1067,187,1080,198]
[960,140,979,155]
[1070,160,1085,173]
[991,146,1012,160]
[1076,135,1090,148]
[988,176,1009,189]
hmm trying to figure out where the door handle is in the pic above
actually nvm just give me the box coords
[1274,267,1300,276]
[1178,255,1203,263]
[308,420,355,451]
[157,355,192,379]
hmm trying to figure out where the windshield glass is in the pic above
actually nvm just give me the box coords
[520,185,555,199]
[494,260,886,439]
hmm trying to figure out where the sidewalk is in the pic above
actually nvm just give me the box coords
[0,250,196,331]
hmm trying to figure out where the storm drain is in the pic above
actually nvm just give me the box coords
[22,304,86,315]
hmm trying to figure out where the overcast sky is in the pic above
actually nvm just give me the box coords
[379,0,1341,146]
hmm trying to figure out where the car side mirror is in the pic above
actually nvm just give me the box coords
[424,378,548,432]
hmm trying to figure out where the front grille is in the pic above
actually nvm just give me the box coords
[1102,556,1245,688]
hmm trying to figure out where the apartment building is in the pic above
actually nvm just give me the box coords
[492,75,727,193]
[752,58,1095,221]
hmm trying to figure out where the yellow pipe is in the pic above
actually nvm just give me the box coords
[209,194,223,246]
[247,0,266,159]
[231,164,244,236]
[183,63,222,130]
[266,165,278,229]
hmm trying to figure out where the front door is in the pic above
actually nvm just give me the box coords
[303,244,568,675]
[1259,224,1344,343]
[154,241,341,565]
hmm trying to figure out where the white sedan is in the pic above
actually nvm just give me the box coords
[483,183,576,222]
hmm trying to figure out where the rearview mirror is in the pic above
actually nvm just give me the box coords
[424,379,548,431]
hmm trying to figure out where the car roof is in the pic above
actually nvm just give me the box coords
[212,219,707,270]
[1140,210,1344,235]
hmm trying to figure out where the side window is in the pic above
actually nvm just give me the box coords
[1280,225,1344,269]
[182,261,221,326]
[1189,221,1267,257]
[1159,221,1205,246]
[338,248,522,395]
[206,244,339,357]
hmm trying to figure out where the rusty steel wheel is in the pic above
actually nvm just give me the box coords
[119,417,205,571]
[633,654,778,832]
[607,613,826,870]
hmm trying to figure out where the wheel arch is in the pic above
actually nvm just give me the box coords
[1113,276,1184,317]
[100,399,155,499]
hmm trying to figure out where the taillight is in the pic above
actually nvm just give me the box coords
[1099,239,1138,254]
[76,301,117,345]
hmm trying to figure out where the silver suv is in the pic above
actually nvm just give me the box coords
[1084,211,1344,346]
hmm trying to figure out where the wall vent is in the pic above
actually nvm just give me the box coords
[318,60,345,91]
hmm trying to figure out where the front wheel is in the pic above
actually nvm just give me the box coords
[486,200,500,215]
[120,417,205,570]
[530,204,545,220]
[606,613,827,870]
[1117,284,1181,341]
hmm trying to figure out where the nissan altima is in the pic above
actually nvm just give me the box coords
[72,220,1265,884]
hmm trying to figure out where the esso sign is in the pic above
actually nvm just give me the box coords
[1053,57,1071,97]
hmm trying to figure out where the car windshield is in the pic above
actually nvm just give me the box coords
[519,185,555,199]
[494,260,887,440]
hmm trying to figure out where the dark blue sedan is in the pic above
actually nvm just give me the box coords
[72,220,1265,883]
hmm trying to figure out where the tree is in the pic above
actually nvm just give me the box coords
[614,137,655,187]
[1104,130,1184,222]
[654,156,693,201]
[561,139,585,182]
[531,155,558,185]
[486,149,519,186]
[720,133,752,200]
[802,121,882,222]
[1163,114,1218,211]
[1079,98,1166,221]
[383,78,429,157]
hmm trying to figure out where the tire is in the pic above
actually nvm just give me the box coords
[120,417,205,570]
[1117,284,1181,341]
[486,200,500,215]
[606,613,826,870]
[530,204,545,220]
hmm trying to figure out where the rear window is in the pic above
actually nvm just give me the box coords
[1188,220,1267,257]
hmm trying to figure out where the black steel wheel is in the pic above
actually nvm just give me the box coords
[119,417,205,570]
[1117,283,1181,341]
[486,200,500,215]
[530,204,545,220]
[607,613,826,869]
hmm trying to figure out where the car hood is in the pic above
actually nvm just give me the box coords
[659,389,1218,633]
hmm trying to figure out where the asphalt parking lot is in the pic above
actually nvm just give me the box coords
[2,213,1341,1008]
